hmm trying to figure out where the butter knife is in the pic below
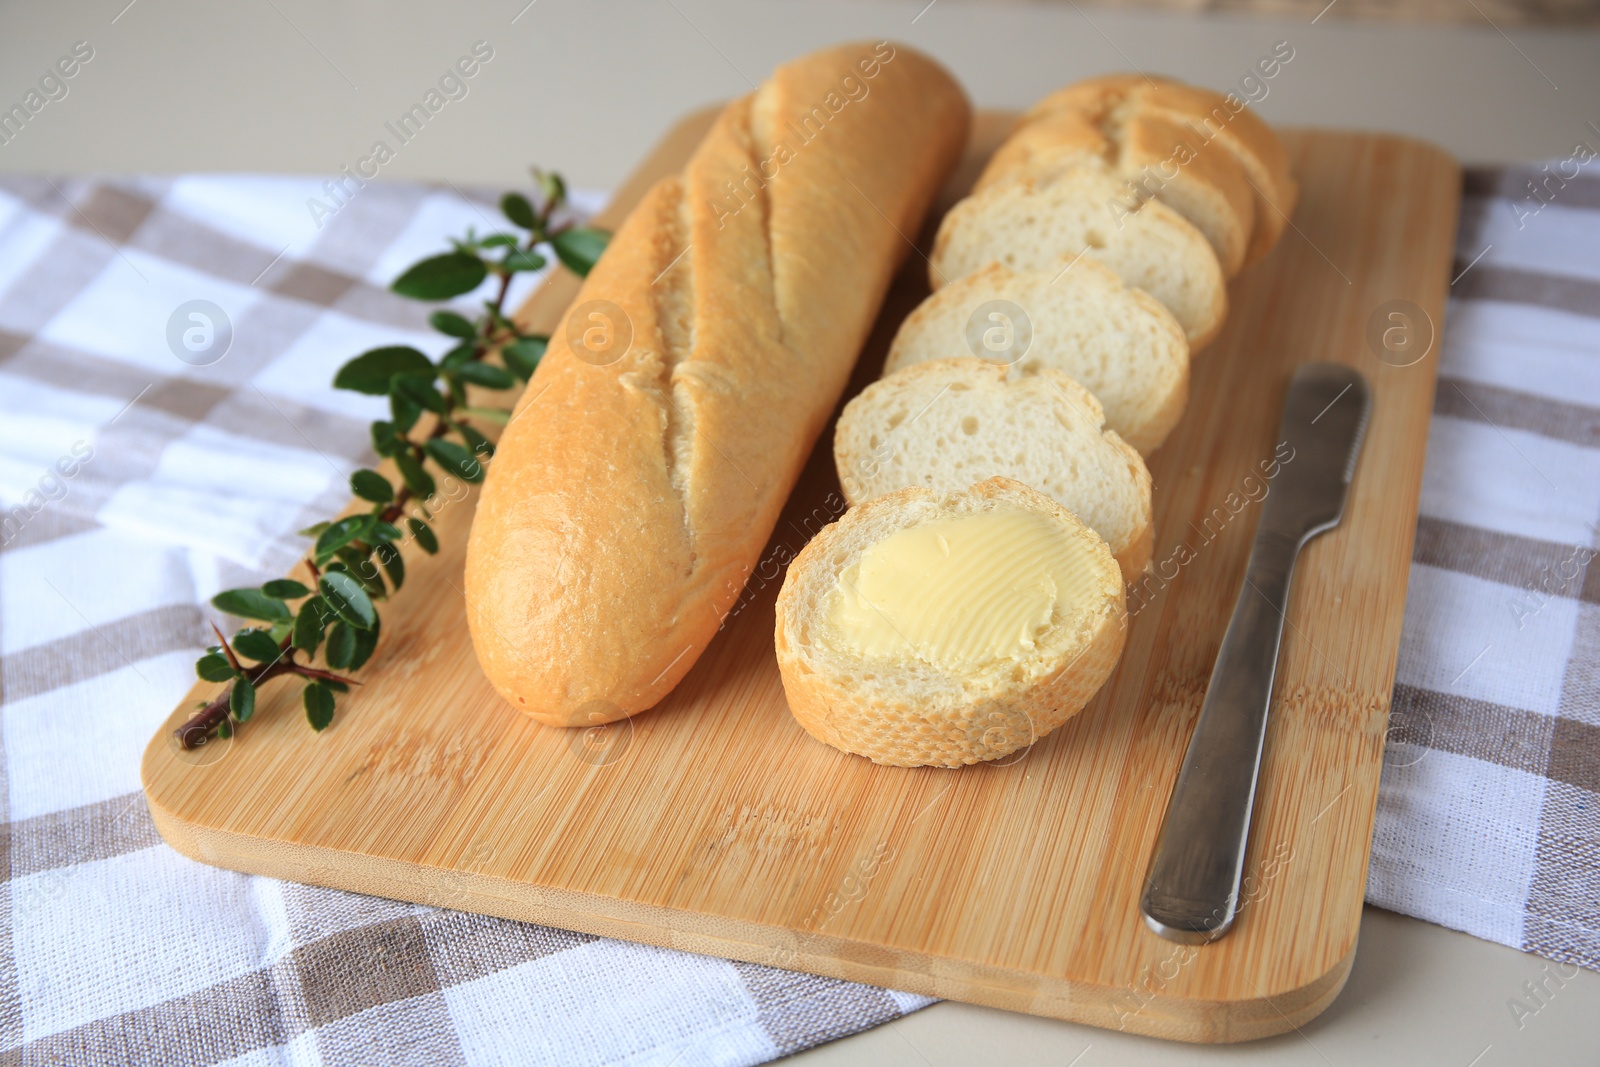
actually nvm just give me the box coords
[1141,362,1370,944]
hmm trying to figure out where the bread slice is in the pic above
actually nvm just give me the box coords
[928,170,1226,351]
[975,110,1255,277]
[774,477,1127,767]
[835,357,1153,579]
[1024,74,1297,265]
[883,258,1189,453]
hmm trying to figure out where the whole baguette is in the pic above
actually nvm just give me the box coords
[466,42,971,727]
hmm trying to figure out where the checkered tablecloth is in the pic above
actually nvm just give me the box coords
[0,175,931,1065]
[0,161,1594,1064]
[1364,163,1600,973]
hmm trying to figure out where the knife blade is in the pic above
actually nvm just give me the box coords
[1140,362,1371,944]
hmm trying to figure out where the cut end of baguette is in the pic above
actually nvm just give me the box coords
[929,170,1227,352]
[976,111,1255,278]
[835,358,1153,579]
[774,477,1127,767]
[1023,72,1298,266]
[883,259,1189,454]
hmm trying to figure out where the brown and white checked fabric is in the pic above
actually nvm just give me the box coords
[0,175,931,1065]
[1365,164,1600,971]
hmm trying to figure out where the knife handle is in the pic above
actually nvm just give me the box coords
[1140,526,1301,943]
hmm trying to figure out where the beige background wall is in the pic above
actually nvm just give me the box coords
[1,0,1598,192]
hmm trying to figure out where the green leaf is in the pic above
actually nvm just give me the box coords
[552,228,609,277]
[304,682,336,731]
[485,302,515,331]
[374,540,405,592]
[370,520,404,542]
[425,438,485,483]
[334,346,433,396]
[196,652,236,683]
[231,677,256,723]
[502,336,547,380]
[320,571,377,630]
[395,450,436,498]
[370,420,402,458]
[480,233,519,248]
[429,310,477,338]
[335,547,388,599]
[314,515,371,563]
[440,341,478,369]
[325,621,356,669]
[501,192,537,229]
[457,424,494,460]
[212,588,291,622]
[217,719,233,739]
[455,362,516,389]
[393,371,446,414]
[350,469,394,504]
[322,678,350,694]
[392,252,488,300]
[293,597,329,655]
[269,619,293,643]
[462,405,511,424]
[349,613,381,671]
[232,627,283,664]
[261,579,312,600]
[535,170,566,208]
[503,248,547,273]
[408,517,438,554]
[298,521,331,538]
[390,390,422,434]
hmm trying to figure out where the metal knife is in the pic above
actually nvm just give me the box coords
[1140,362,1371,944]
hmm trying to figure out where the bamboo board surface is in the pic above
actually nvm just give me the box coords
[142,110,1460,1042]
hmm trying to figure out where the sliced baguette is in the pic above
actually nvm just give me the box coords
[883,258,1189,454]
[928,170,1226,352]
[834,358,1153,579]
[774,477,1127,767]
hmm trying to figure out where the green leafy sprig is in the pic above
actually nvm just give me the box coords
[175,171,608,750]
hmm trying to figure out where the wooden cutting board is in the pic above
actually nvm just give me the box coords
[141,110,1459,1043]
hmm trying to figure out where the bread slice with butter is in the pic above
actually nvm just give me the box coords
[835,358,1153,579]
[774,477,1126,767]
[928,168,1227,351]
[882,259,1189,454]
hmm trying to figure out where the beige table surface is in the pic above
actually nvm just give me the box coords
[4,1,1598,1063]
